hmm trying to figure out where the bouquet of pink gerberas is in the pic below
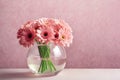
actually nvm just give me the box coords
[17,18,73,73]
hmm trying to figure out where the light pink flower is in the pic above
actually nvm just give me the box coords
[36,27,54,44]
[59,20,72,32]
[17,27,36,47]
[59,28,73,47]
[45,18,56,27]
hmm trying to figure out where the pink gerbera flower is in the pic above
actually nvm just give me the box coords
[21,20,34,28]
[36,27,54,44]
[59,20,72,32]
[45,18,56,27]
[59,28,73,47]
[17,27,36,47]
[52,19,73,47]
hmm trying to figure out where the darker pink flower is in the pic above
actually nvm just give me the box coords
[21,20,34,28]
[17,27,36,47]
[32,21,41,31]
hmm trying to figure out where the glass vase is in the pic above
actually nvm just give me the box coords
[27,42,66,77]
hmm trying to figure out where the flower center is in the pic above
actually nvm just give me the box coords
[34,26,40,30]
[54,33,59,38]
[44,32,48,36]
[28,33,33,39]
[62,35,65,39]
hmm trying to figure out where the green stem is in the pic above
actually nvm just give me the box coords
[37,43,56,73]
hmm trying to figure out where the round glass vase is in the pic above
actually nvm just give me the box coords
[27,42,66,77]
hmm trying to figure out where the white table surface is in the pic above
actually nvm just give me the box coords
[0,69,120,80]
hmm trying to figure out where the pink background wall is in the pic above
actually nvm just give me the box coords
[0,0,120,68]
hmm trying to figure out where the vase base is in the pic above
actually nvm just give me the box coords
[33,70,61,77]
